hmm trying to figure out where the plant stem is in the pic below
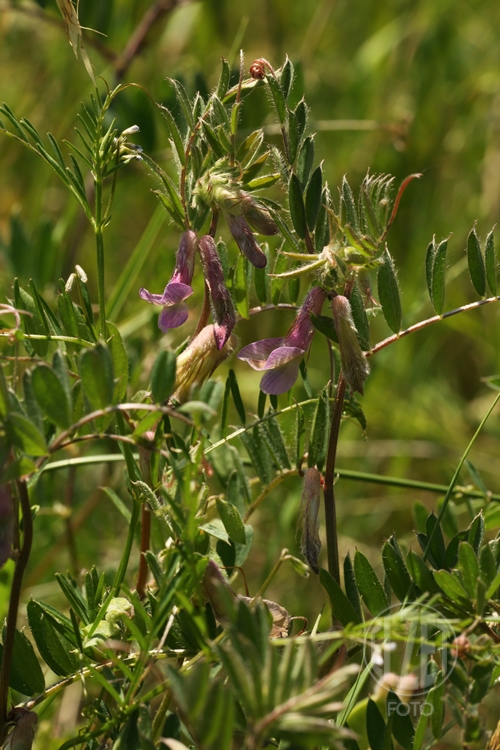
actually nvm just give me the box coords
[136,505,151,598]
[323,375,347,584]
[112,497,140,598]
[366,295,500,359]
[0,481,33,738]
[94,175,107,339]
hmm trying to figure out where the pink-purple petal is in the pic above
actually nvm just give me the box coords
[139,288,165,305]
[162,281,193,305]
[238,338,284,369]
[260,359,302,395]
[263,346,304,370]
[158,302,189,332]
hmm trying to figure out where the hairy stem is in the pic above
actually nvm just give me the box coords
[0,481,33,737]
[323,375,347,584]
[366,295,500,359]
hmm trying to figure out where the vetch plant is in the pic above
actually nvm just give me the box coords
[1,34,500,750]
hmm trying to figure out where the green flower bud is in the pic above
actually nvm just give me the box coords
[298,467,322,573]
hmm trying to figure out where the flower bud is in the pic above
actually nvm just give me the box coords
[245,204,278,236]
[298,467,322,573]
[224,213,267,268]
[201,559,237,620]
[173,325,238,403]
[5,707,38,750]
[198,235,236,350]
[331,295,370,394]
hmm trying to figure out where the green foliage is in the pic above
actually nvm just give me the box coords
[0,9,500,749]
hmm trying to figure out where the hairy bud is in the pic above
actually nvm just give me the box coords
[331,295,370,394]
[298,467,322,573]
[173,325,237,403]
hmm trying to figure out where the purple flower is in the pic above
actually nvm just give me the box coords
[238,286,326,394]
[139,230,197,332]
[198,235,236,350]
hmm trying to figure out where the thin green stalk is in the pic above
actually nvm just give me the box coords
[94,174,107,339]
[422,391,500,563]
[113,497,140,599]
[0,481,33,738]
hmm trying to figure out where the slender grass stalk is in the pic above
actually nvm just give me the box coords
[422,391,500,562]
[94,175,107,339]
[0,481,33,738]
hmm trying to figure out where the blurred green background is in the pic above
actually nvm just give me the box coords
[1,0,500,743]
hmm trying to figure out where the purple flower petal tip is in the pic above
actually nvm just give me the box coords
[139,288,165,305]
[213,324,231,351]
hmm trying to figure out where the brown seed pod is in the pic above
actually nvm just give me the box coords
[249,58,268,79]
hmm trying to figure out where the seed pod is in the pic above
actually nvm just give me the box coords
[298,467,322,573]
[331,295,370,394]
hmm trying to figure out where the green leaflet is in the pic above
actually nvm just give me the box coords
[467,226,486,297]
[319,568,361,627]
[288,173,307,239]
[27,599,78,676]
[31,363,72,429]
[305,165,322,231]
[228,369,246,426]
[6,412,47,456]
[485,228,497,296]
[382,538,413,602]
[377,248,402,333]
[150,349,176,404]
[296,136,314,189]
[266,74,287,125]
[433,569,469,605]
[426,236,449,315]
[343,553,363,622]
[216,498,246,544]
[307,387,329,472]
[78,344,114,411]
[386,691,414,750]
[234,255,250,319]
[340,176,359,232]
[354,550,388,615]
[0,627,45,695]
[458,541,479,599]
